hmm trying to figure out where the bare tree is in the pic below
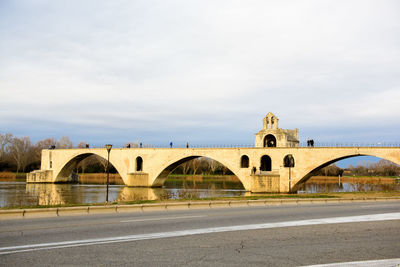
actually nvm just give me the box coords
[57,136,73,149]
[8,136,34,173]
[208,159,219,174]
[34,138,57,163]
[190,158,202,175]
[180,161,191,175]
[36,138,57,149]
[77,155,98,173]
[96,155,109,172]
[77,141,87,148]
[0,133,12,160]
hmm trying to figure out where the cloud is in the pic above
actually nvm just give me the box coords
[0,0,399,145]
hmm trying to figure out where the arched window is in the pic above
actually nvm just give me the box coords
[240,155,249,168]
[260,155,272,171]
[283,154,295,167]
[136,156,143,171]
[263,134,277,147]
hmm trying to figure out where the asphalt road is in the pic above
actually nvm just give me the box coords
[0,201,399,266]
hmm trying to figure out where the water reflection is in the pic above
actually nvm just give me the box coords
[117,187,160,202]
[0,182,247,208]
[0,176,399,208]
[298,180,400,193]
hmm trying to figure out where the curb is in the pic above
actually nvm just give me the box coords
[1,197,400,220]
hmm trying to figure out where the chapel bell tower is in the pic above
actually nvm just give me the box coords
[255,112,299,148]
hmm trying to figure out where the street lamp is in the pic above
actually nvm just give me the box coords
[105,144,112,203]
[284,155,295,193]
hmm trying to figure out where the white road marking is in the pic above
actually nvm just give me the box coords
[120,215,206,223]
[1,212,399,255]
[303,258,400,266]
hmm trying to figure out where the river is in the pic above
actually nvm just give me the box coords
[0,176,399,208]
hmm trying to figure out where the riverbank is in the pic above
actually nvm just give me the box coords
[0,172,27,182]
[308,175,399,184]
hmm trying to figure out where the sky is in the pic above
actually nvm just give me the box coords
[1,1,399,166]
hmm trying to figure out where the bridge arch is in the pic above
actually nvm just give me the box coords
[151,155,247,190]
[292,150,400,192]
[54,152,125,183]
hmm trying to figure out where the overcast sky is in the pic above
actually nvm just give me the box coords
[1,0,399,152]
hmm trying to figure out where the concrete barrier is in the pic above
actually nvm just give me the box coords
[229,200,249,207]
[248,200,266,206]
[23,208,58,218]
[263,199,283,206]
[141,203,168,212]
[1,197,400,220]
[209,201,230,208]
[89,206,117,214]
[164,202,190,210]
[310,198,329,204]
[0,209,25,219]
[188,202,212,209]
[116,205,143,213]
[279,199,298,205]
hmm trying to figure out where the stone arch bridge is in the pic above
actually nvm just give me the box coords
[28,146,400,193]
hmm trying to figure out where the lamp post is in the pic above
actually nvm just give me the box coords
[105,144,112,203]
[288,164,292,193]
[284,155,295,193]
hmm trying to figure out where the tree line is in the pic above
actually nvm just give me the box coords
[0,133,88,173]
[171,158,234,176]
[312,160,400,177]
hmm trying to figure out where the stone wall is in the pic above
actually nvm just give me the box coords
[251,174,280,193]
[27,170,54,183]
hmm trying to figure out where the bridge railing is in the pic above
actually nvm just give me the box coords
[298,142,400,148]
[62,142,400,149]
[122,144,256,148]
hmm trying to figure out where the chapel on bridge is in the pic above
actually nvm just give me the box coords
[254,112,299,148]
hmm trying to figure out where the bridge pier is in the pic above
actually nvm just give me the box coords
[250,173,280,193]
[27,170,54,183]
[125,173,153,187]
